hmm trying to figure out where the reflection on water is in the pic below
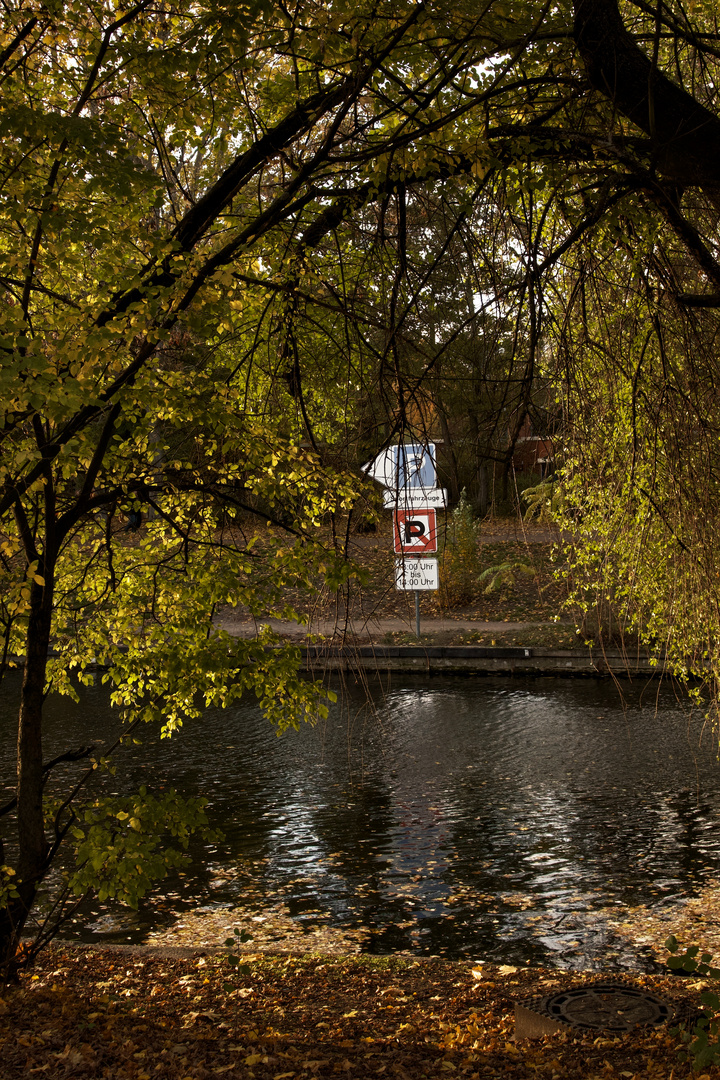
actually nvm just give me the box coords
[1,673,718,969]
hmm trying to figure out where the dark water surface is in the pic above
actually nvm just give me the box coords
[1,673,719,970]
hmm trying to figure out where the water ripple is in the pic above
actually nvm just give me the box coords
[1,673,718,968]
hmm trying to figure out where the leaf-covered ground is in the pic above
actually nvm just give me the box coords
[219,519,576,644]
[4,946,717,1079]
[601,879,720,967]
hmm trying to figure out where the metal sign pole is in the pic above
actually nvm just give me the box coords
[415,589,421,638]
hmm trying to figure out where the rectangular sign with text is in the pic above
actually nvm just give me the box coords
[383,487,447,509]
[395,557,439,590]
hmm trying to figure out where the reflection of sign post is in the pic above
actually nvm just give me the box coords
[393,509,438,554]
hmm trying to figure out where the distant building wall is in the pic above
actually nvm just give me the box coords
[511,417,554,476]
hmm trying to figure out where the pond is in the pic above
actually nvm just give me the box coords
[1,673,719,971]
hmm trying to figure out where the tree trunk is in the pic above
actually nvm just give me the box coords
[0,573,53,971]
[437,404,460,503]
[573,0,720,193]
[477,463,488,518]
[466,409,489,516]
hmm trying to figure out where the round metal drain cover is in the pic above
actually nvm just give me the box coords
[540,982,672,1032]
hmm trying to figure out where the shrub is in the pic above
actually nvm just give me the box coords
[439,491,480,607]
[666,935,720,1070]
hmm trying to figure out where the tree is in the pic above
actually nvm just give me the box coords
[4,0,720,981]
[543,2,720,707]
[0,0,556,976]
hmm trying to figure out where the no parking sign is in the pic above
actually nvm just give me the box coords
[393,508,438,554]
[363,442,444,631]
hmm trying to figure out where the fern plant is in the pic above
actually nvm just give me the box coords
[666,935,720,1070]
[478,559,535,594]
[522,477,562,522]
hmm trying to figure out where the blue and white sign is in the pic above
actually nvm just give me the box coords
[363,443,436,490]
[363,443,446,506]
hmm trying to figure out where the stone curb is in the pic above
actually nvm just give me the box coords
[298,645,668,677]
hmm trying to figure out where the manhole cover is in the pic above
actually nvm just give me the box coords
[515,981,674,1039]
[542,982,672,1031]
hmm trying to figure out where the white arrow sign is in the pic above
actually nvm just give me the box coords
[363,443,437,490]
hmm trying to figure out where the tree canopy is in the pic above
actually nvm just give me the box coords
[3,0,720,974]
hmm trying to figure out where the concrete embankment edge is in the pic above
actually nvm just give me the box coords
[298,645,668,677]
[9,645,669,679]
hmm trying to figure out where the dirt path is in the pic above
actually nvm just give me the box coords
[216,613,559,640]
[216,517,577,648]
